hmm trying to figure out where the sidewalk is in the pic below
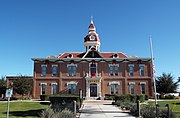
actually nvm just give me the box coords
[79,100,135,118]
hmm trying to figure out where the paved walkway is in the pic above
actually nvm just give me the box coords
[80,100,135,118]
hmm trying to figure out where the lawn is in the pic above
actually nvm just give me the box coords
[148,99,180,117]
[0,101,49,118]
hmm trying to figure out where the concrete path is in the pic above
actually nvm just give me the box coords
[80,100,135,118]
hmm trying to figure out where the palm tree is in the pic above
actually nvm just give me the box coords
[156,73,179,94]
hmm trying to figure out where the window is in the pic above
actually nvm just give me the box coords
[110,84,118,94]
[41,83,47,95]
[68,84,76,94]
[129,82,135,94]
[51,83,57,94]
[129,64,134,76]
[139,65,145,76]
[41,65,47,76]
[67,64,77,76]
[90,63,96,76]
[52,65,57,76]
[140,82,146,94]
[109,64,119,76]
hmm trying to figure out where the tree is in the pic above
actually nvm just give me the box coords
[0,76,6,98]
[12,76,32,99]
[156,73,179,94]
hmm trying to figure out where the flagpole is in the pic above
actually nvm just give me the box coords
[149,35,157,105]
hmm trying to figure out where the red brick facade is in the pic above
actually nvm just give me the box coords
[31,19,154,99]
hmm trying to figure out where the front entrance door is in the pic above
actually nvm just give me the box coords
[90,83,97,97]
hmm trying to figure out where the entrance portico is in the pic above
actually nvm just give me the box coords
[85,73,102,99]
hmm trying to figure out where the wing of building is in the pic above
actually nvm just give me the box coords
[32,19,154,99]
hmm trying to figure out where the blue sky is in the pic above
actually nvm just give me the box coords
[0,0,180,83]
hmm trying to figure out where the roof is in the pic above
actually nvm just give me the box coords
[57,52,128,58]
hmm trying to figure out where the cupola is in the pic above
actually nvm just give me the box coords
[84,17,100,52]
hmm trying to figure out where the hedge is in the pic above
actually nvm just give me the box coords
[115,94,148,103]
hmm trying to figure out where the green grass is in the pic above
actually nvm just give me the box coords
[148,99,180,117]
[0,101,49,118]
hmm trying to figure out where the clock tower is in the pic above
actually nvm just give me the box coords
[84,17,100,52]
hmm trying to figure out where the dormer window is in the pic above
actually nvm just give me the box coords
[67,54,73,58]
[112,54,119,58]
[90,35,95,40]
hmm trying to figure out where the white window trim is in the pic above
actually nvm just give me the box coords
[128,64,134,76]
[67,81,78,86]
[41,65,47,67]
[140,82,146,94]
[52,65,58,76]
[139,64,145,76]
[40,83,47,85]
[129,82,135,85]
[52,64,58,67]
[128,64,134,67]
[51,83,57,94]
[67,64,77,76]
[41,65,47,76]
[140,82,146,85]
[129,82,135,94]
[40,83,47,95]
[109,81,120,85]
[89,62,98,76]
[109,64,119,76]
[139,64,145,67]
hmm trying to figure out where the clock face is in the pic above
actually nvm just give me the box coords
[90,35,95,40]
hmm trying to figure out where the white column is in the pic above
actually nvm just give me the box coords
[98,81,101,97]
[86,80,90,98]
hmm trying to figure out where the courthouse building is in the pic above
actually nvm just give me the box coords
[32,19,154,99]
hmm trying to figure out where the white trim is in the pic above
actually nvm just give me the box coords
[109,81,120,85]
[52,64,58,67]
[139,64,145,67]
[41,65,47,67]
[129,82,135,85]
[89,62,98,76]
[40,83,47,85]
[109,64,119,67]
[67,63,77,67]
[67,81,78,85]
[140,82,146,85]
[51,83,58,85]
[128,64,134,67]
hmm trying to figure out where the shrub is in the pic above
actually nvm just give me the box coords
[40,107,54,118]
[158,109,176,118]
[40,108,75,118]
[130,104,138,116]
[141,104,156,118]
[40,94,50,101]
[104,94,115,100]
[120,102,135,110]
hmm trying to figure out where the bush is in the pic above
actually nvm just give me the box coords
[120,102,135,110]
[141,104,156,118]
[158,109,176,118]
[40,108,75,118]
[130,104,138,116]
[104,94,115,100]
[115,94,147,105]
[40,94,50,101]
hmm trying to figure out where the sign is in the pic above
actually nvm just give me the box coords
[6,89,13,98]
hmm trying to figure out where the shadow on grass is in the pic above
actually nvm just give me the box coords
[3,109,44,117]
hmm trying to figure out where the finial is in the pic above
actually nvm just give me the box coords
[90,16,93,24]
